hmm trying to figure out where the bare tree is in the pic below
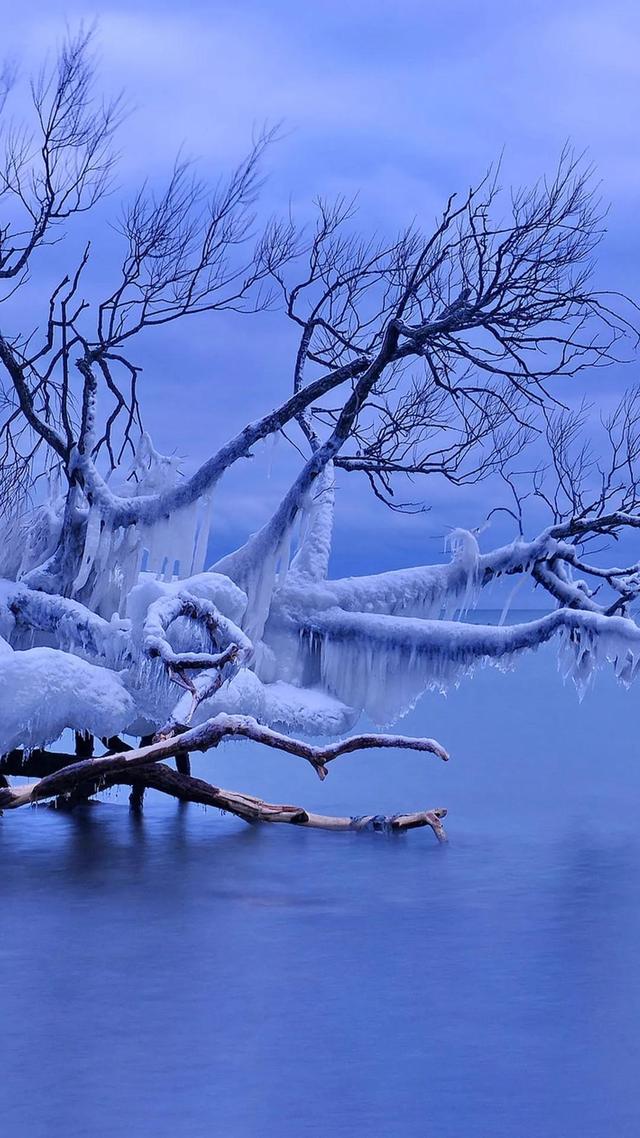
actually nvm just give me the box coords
[0,31,639,838]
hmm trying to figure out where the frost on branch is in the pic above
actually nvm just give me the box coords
[69,436,215,616]
[283,606,640,722]
[2,499,640,843]
[2,508,639,758]
[0,644,134,753]
[0,39,638,838]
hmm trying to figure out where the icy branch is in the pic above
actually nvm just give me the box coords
[142,590,252,671]
[2,580,128,664]
[0,645,134,753]
[290,605,640,719]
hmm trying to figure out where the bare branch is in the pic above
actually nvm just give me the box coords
[0,713,448,804]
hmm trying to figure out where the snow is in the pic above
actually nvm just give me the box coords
[187,670,356,736]
[152,667,354,738]
[320,532,569,621]
[1,436,638,759]
[0,579,129,666]
[261,680,357,735]
[0,647,135,753]
[129,573,247,636]
[286,606,640,723]
[322,529,482,620]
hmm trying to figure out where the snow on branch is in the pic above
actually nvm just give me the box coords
[1,579,128,664]
[0,645,134,753]
[290,606,640,720]
[1,30,640,838]
[142,591,253,671]
[141,589,254,725]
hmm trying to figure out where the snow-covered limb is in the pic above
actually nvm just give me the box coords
[315,529,483,620]
[286,605,640,720]
[530,561,602,613]
[311,521,640,623]
[142,591,253,670]
[128,570,248,629]
[140,589,254,725]
[0,646,135,753]
[0,579,129,664]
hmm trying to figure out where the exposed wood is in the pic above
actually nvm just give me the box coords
[75,731,94,757]
[0,713,448,812]
[0,737,448,842]
[112,764,448,840]
[128,734,153,811]
[175,749,191,777]
[1,748,77,777]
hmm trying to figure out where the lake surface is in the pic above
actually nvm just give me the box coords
[2,624,640,1137]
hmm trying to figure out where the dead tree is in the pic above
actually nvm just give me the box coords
[0,31,638,840]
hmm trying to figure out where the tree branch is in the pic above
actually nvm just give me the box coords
[0,713,448,808]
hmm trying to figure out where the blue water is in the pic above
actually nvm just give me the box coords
[2,634,640,1137]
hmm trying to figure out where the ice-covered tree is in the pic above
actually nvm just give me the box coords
[1,31,638,839]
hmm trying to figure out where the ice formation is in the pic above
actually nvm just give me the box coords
[0,645,135,753]
[0,440,638,756]
[22,434,220,618]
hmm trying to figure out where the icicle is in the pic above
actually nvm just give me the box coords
[72,505,103,593]
[190,493,213,576]
[290,464,335,581]
[443,528,480,617]
[263,430,280,479]
[499,577,525,627]
[270,606,640,726]
[275,528,293,587]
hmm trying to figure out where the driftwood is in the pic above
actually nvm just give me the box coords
[0,716,449,842]
[93,765,448,839]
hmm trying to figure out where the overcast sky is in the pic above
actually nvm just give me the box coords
[3,2,639,579]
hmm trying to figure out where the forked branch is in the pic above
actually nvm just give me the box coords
[0,724,449,841]
[0,713,448,805]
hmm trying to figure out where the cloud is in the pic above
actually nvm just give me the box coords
[2,0,638,574]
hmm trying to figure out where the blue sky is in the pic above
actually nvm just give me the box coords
[3,2,640,578]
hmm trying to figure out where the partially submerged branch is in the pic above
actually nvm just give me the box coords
[113,765,449,840]
[0,723,448,842]
[0,748,448,840]
[0,713,448,806]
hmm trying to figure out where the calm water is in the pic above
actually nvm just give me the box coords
[2,632,640,1137]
